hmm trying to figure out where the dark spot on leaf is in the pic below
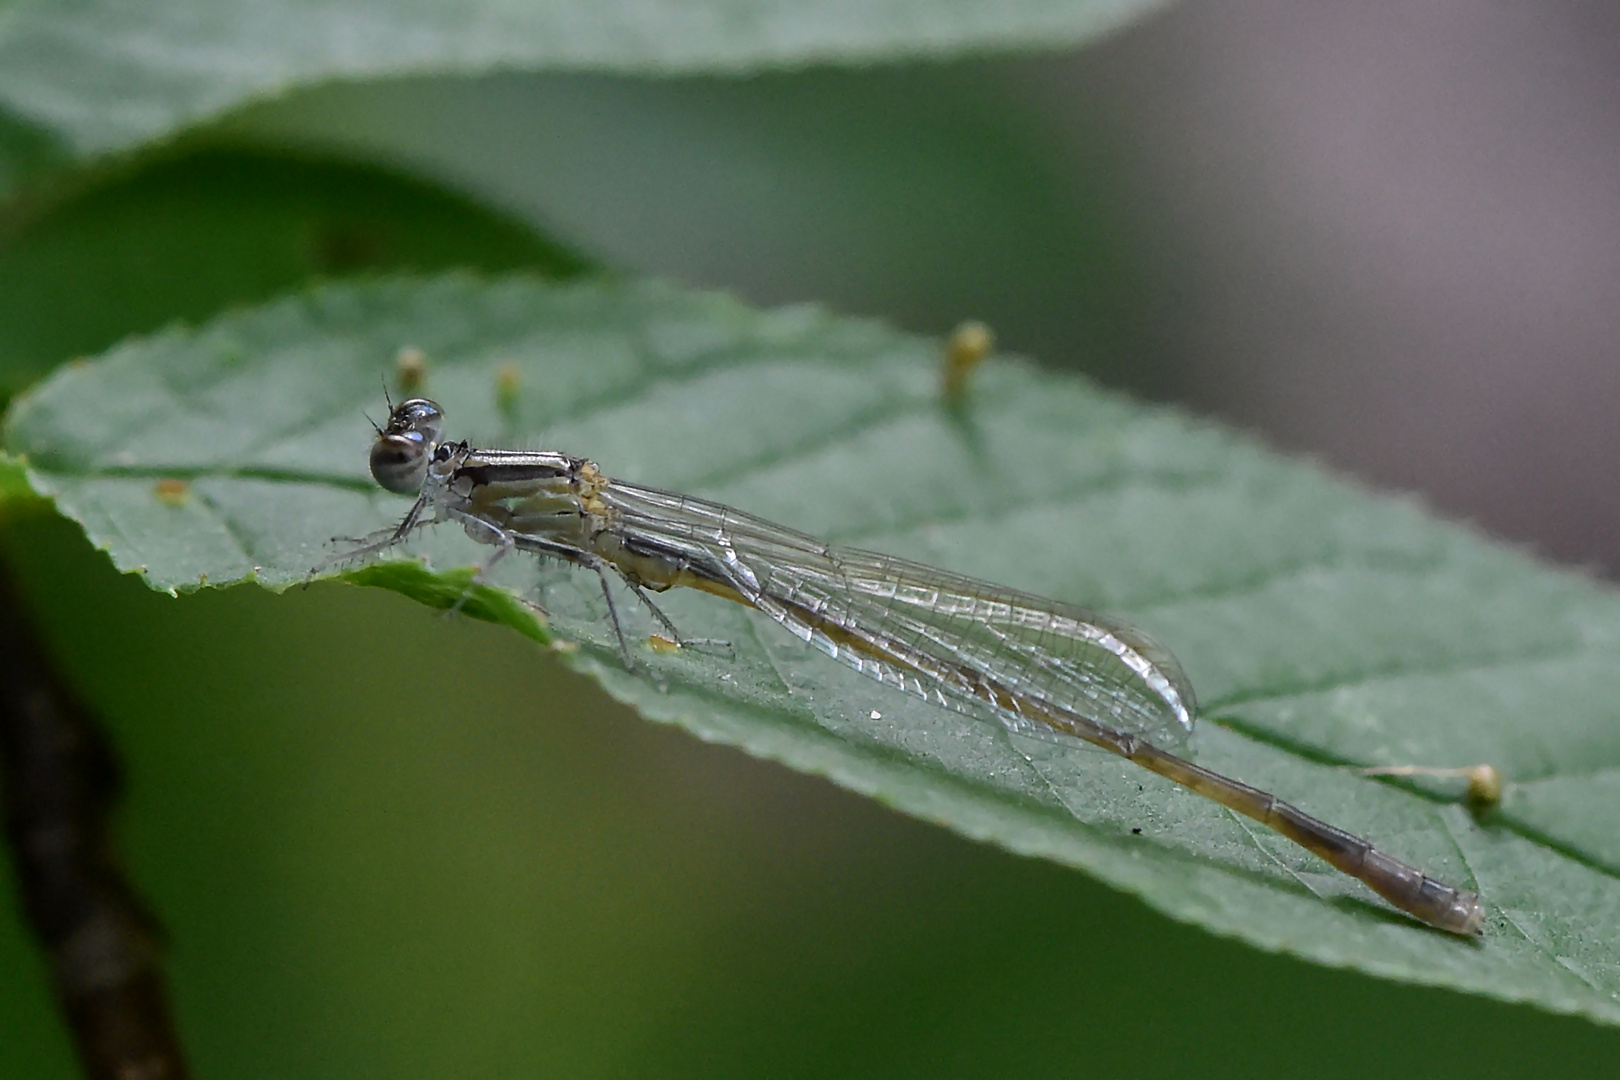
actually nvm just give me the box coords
[311,221,391,272]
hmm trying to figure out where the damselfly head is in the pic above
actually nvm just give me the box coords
[369,397,445,494]
[385,398,445,441]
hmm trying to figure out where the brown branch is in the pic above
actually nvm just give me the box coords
[0,560,190,1080]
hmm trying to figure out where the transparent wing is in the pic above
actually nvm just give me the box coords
[599,481,1197,747]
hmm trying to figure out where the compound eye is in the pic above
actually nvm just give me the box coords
[370,432,429,494]
[386,398,445,444]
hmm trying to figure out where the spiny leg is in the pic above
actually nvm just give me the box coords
[588,557,637,669]
[311,496,436,576]
[444,509,517,615]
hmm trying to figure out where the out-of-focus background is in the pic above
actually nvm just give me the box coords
[6,2,1620,1077]
[239,0,1620,573]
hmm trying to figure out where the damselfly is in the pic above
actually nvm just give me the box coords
[339,396,1485,936]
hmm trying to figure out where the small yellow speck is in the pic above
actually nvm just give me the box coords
[942,320,994,400]
[152,478,190,506]
[395,347,428,390]
[1359,762,1503,810]
[1463,764,1503,809]
[495,363,521,413]
[647,634,681,654]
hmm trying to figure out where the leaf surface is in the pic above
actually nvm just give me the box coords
[6,274,1620,1022]
[0,0,1172,170]
[0,147,586,396]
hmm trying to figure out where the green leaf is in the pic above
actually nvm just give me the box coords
[0,147,588,395]
[0,0,1173,168]
[0,452,38,507]
[7,273,1620,1023]
[0,104,67,193]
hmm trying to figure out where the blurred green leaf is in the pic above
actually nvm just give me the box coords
[0,453,37,506]
[6,274,1620,1023]
[0,147,587,395]
[0,105,67,192]
[0,0,1174,172]
[228,66,1158,387]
